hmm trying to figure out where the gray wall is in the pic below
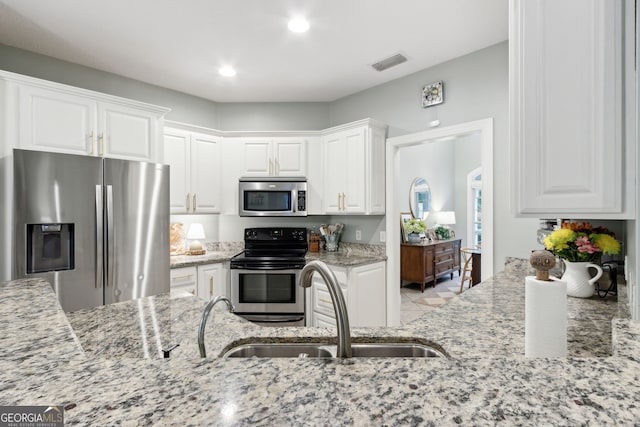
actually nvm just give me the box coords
[329,41,541,270]
[0,43,329,131]
[1,41,544,272]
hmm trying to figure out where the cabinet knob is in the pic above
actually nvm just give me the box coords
[193,193,197,212]
[209,276,214,296]
[186,193,191,211]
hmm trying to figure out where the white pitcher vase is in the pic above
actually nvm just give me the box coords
[561,260,603,298]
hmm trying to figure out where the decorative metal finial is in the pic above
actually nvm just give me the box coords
[529,250,556,281]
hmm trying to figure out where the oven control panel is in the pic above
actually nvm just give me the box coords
[244,227,307,242]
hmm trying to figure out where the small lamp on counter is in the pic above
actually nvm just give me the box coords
[186,223,206,255]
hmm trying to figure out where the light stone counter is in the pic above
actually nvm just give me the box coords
[1,261,639,425]
[170,242,387,269]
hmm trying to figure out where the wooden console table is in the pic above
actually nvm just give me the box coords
[400,239,462,292]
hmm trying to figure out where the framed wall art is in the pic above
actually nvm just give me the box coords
[422,81,443,108]
[400,212,412,243]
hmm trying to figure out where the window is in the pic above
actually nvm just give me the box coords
[467,168,482,248]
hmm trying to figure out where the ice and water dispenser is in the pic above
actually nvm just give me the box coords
[26,223,75,274]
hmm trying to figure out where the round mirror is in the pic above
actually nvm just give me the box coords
[409,177,431,220]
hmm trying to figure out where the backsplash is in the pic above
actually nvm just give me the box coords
[205,241,244,253]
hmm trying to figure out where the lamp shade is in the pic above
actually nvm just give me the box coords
[186,223,206,240]
[437,211,456,225]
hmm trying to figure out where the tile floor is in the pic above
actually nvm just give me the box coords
[400,275,465,325]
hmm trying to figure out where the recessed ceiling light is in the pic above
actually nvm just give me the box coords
[218,66,236,77]
[288,17,309,33]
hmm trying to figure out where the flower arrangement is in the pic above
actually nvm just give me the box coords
[404,218,427,235]
[543,222,621,262]
[435,226,451,240]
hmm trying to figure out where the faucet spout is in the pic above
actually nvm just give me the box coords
[299,260,352,358]
[198,296,234,358]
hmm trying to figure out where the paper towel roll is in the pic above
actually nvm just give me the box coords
[525,276,567,358]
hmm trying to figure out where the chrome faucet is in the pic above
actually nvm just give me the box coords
[299,260,352,358]
[198,295,234,358]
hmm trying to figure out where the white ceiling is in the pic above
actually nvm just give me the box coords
[0,0,508,103]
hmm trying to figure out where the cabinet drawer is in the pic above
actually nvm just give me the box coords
[435,261,453,276]
[311,281,346,318]
[434,242,454,255]
[434,252,453,264]
[170,267,197,287]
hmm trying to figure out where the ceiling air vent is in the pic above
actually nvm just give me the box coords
[371,53,408,72]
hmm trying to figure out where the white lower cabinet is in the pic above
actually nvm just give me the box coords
[307,261,386,327]
[197,262,229,299]
[170,262,229,299]
[170,267,198,296]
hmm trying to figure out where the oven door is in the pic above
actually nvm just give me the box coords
[231,269,304,315]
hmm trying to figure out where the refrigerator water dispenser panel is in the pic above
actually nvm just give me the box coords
[26,223,75,274]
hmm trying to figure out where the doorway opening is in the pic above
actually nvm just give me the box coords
[385,118,494,326]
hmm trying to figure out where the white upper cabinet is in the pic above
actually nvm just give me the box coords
[164,125,221,214]
[241,137,307,177]
[2,71,169,162]
[98,101,160,161]
[18,84,96,155]
[510,0,634,218]
[322,119,386,215]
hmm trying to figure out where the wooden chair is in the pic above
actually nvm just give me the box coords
[459,248,475,293]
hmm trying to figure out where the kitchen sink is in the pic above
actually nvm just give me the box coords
[223,343,334,358]
[222,341,446,359]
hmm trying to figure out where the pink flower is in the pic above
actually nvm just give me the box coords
[575,236,601,254]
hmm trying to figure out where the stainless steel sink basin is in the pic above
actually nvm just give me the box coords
[350,343,443,358]
[223,343,334,358]
[222,341,445,359]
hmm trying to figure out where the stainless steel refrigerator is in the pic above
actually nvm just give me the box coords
[13,149,170,312]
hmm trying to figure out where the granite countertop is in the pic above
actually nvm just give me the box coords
[170,250,240,268]
[1,261,639,425]
[170,246,387,269]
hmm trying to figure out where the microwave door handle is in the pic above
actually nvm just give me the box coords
[95,185,103,289]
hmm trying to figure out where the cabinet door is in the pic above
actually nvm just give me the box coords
[273,138,307,176]
[349,262,386,327]
[322,132,347,213]
[312,311,337,328]
[197,263,227,299]
[343,127,366,213]
[423,247,435,282]
[242,139,272,176]
[510,0,624,215]
[190,133,221,213]
[170,267,198,296]
[163,129,191,214]
[19,85,97,155]
[98,102,158,162]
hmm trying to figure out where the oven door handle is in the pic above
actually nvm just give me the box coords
[240,314,305,323]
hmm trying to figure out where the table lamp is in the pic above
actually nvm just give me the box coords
[437,211,456,227]
[186,223,206,255]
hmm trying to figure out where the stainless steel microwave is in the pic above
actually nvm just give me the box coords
[238,177,307,217]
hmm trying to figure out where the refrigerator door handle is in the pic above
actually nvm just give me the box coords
[95,185,104,289]
[106,185,115,289]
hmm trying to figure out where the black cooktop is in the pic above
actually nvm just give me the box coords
[230,227,308,270]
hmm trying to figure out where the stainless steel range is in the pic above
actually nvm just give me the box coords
[230,227,307,326]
